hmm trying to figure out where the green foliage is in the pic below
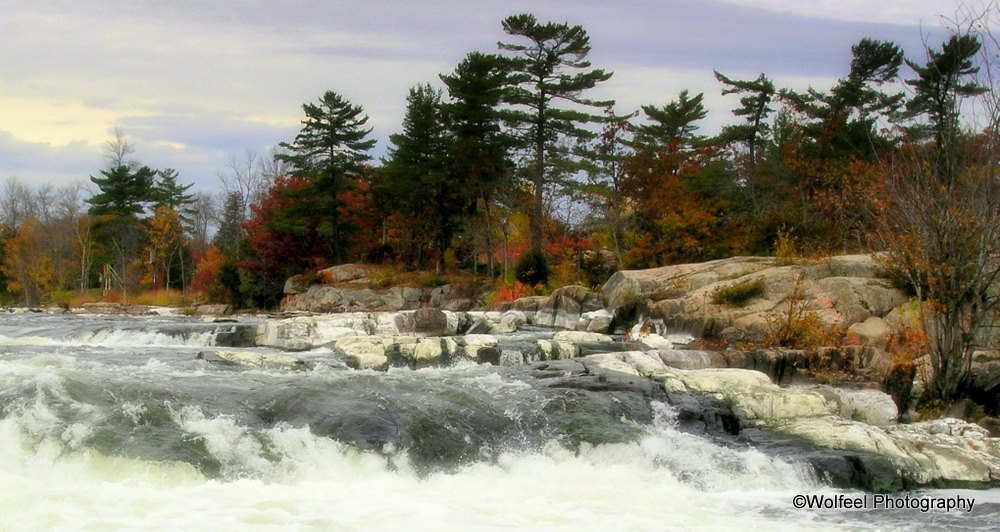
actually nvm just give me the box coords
[633,90,707,150]
[514,249,550,286]
[711,277,765,307]
[210,262,244,309]
[150,168,196,221]
[714,71,775,166]
[498,13,613,251]
[904,34,987,149]
[87,164,156,217]
[276,90,376,264]
[383,84,460,269]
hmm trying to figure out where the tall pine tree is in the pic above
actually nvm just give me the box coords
[498,13,613,253]
[383,84,454,270]
[276,91,376,264]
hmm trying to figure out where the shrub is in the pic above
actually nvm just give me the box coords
[420,274,449,288]
[490,280,536,308]
[514,249,550,286]
[368,267,398,289]
[773,226,801,265]
[135,289,189,307]
[764,275,841,349]
[711,278,765,307]
[741,274,842,350]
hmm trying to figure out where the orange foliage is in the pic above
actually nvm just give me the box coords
[191,245,225,293]
[621,149,723,268]
[493,280,537,308]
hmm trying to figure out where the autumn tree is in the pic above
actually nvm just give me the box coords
[622,91,732,266]
[276,90,376,264]
[768,39,905,251]
[241,177,328,307]
[874,30,997,400]
[144,206,187,289]
[498,13,613,253]
[2,218,56,305]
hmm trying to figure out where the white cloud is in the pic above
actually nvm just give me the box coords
[718,0,961,25]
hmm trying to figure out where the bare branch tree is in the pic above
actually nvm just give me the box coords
[873,4,1000,399]
[104,126,137,170]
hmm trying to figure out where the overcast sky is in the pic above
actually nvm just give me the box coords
[0,0,975,191]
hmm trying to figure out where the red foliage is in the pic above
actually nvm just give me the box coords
[241,177,327,281]
[338,179,381,257]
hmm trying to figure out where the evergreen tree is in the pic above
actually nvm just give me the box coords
[441,51,514,276]
[150,168,196,217]
[276,90,376,264]
[497,13,613,252]
[441,51,512,202]
[383,84,454,269]
[633,90,708,152]
[904,34,987,163]
[782,38,905,159]
[86,164,156,217]
[213,191,246,259]
[714,71,775,168]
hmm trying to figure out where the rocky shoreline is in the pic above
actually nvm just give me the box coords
[9,254,1000,492]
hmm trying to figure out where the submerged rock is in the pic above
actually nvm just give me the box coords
[197,350,305,371]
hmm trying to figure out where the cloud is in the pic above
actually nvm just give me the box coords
[0,131,100,186]
[0,0,969,194]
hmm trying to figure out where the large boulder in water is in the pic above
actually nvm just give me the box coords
[197,350,305,371]
[532,285,604,329]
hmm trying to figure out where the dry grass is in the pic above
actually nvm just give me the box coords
[133,289,192,307]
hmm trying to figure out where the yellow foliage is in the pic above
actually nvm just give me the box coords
[133,289,191,307]
[2,218,59,304]
[773,226,801,265]
[742,274,842,350]
[886,301,930,365]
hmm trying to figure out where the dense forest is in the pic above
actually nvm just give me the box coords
[1,12,997,319]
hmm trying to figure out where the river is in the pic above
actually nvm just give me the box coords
[0,312,996,531]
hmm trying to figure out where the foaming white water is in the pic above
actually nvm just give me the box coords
[0,396,846,532]
[73,328,217,347]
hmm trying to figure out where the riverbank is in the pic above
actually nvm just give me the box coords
[8,254,1000,492]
